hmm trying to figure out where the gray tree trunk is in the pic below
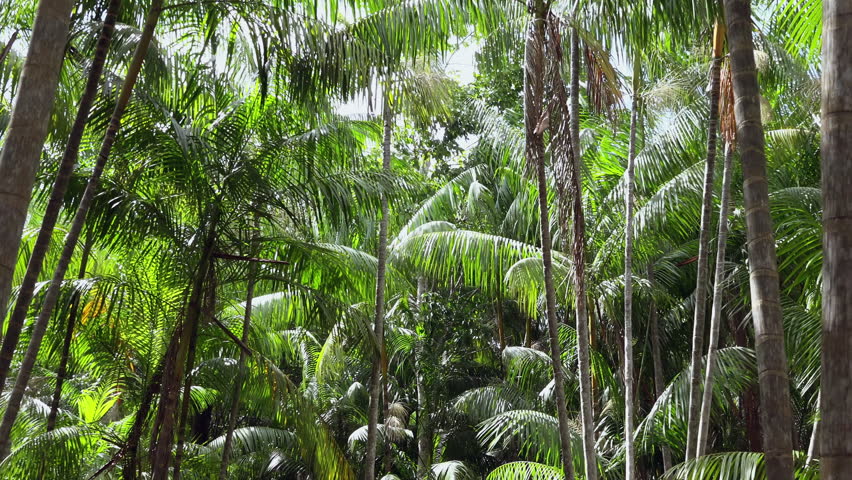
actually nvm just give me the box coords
[566,25,597,480]
[363,92,393,480]
[0,0,73,329]
[820,0,852,475]
[722,0,794,476]
[623,56,641,480]
[415,278,432,479]
[527,6,575,479]
[685,33,723,461]
[0,0,162,458]
[0,0,122,391]
[696,142,734,457]
[219,223,261,479]
[648,265,673,471]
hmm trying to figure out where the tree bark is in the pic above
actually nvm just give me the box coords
[46,236,93,431]
[0,0,122,392]
[696,141,734,457]
[685,25,724,460]
[0,0,162,459]
[648,265,673,471]
[526,6,575,479]
[722,0,794,476]
[820,0,852,475]
[363,92,393,480]
[806,390,820,466]
[0,30,19,68]
[622,52,644,480]
[0,0,73,325]
[415,278,432,480]
[122,372,161,480]
[219,223,260,479]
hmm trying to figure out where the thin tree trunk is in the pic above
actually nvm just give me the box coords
[495,297,506,351]
[415,278,432,480]
[0,0,121,391]
[696,141,734,457]
[0,0,162,459]
[0,0,73,325]
[523,314,532,347]
[122,372,162,480]
[219,223,261,480]
[46,236,93,431]
[151,214,217,480]
[806,390,820,466]
[552,18,596,480]
[722,0,794,475]
[648,265,673,472]
[684,25,724,461]
[0,30,19,67]
[526,6,575,479]
[622,54,642,480]
[820,0,852,475]
[363,92,393,480]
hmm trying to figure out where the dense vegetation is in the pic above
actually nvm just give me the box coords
[0,0,840,479]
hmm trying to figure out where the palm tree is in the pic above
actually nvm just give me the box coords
[820,0,852,475]
[684,19,724,461]
[0,0,73,325]
[722,0,794,476]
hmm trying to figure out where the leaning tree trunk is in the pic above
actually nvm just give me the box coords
[0,0,73,326]
[685,23,724,461]
[363,92,393,480]
[648,265,673,471]
[122,371,162,480]
[806,390,820,466]
[46,236,93,431]
[527,6,575,480]
[0,0,163,459]
[0,0,122,391]
[696,141,734,457]
[622,53,643,480]
[820,0,852,475]
[722,0,794,476]
[219,224,261,479]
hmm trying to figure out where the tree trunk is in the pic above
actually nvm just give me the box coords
[0,0,73,325]
[46,236,93,431]
[806,390,820,466]
[415,278,432,480]
[685,24,724,460]
[363,92,393,480]
[151,214,217,480]
[0,0,162,459]
[820,0,852,476]
[495,297,506,351]
[722,0,794,475]
[122,372,162,480]
[696,141,734,457]
[219,224,260,479]
[552,19,596,480]
[648,265,673,471]
[0,30,19,68]
[0,0,121,392]
[526,6,575,479]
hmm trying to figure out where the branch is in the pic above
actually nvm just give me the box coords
[206,313,254,356]
[0,30,19,67]
[212,251,289,265]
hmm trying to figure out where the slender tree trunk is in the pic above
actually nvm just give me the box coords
[622,54,642,480]
[0,0,121,391]
[0,0,73,324]
[551,18,596,480]
[696,141,734,456]
[685,25,724,461]
[0,30,19,67]
[495,297,506,351]
[415,278,432,480]
[0,0,162,459]
[820,0,852,475]
[151,215,217,480]
[523,315,532,347]
[806,390,820,466]
[695,144,734,458]
[648,265,673,471]
[219,224,260,479]
[722,0,794,475]
[122,372,162,480]
[364,92,393,480]
[46,236,93,431]
[526,6,575,479]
